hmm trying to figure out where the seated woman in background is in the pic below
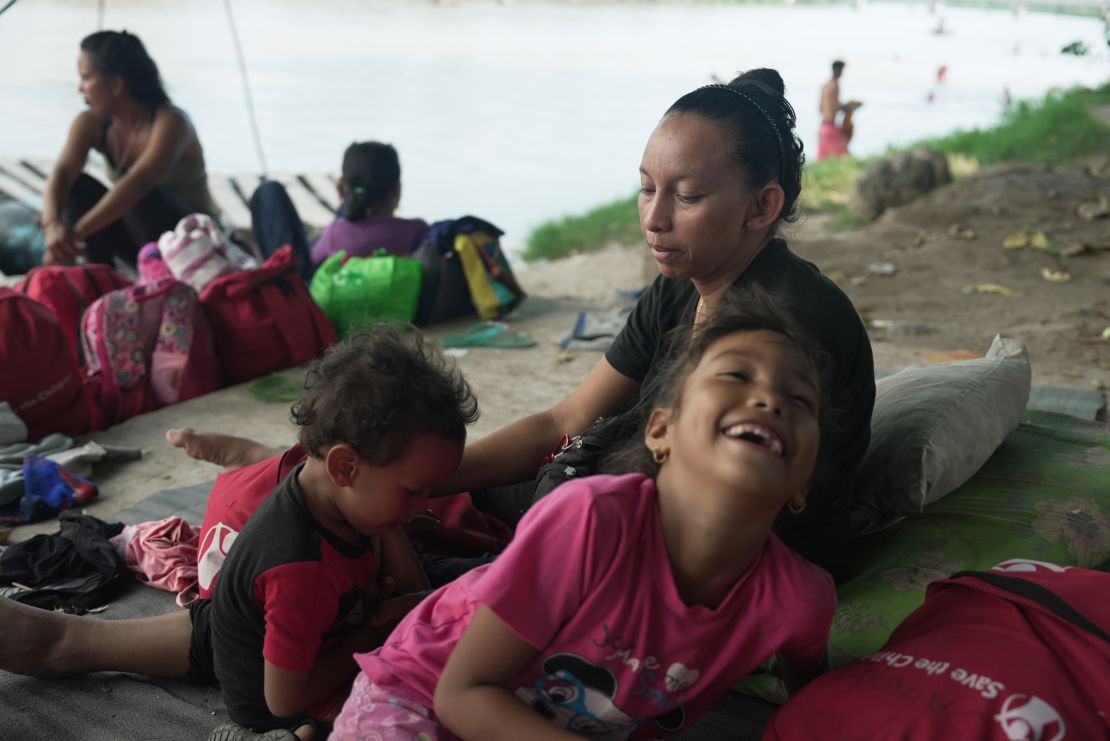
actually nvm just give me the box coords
[41,30,221,267]
[249,141,428,279]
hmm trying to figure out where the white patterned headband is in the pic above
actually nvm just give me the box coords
[696,83,785,180]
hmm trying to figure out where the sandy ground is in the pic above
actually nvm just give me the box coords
[7,156,1108,542]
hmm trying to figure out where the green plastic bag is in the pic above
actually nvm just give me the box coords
[309,250,422,336]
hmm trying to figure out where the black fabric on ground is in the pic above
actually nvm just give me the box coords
[0,511,124,613]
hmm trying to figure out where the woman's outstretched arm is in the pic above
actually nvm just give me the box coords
[437,356,641,496]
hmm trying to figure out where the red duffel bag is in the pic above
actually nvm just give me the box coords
[0,287,93,440]
[764,559,1110,741]
[17,264,132,360]
[199,245,336,385]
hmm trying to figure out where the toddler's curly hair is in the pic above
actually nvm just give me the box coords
[292,326,479,465]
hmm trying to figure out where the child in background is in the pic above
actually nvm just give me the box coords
[309,141,428,267]
[248,141,428,278]
[0,327,479,741]
[330,288,838,740]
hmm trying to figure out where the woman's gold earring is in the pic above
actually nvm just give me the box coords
[652,448,668,465]
[788,499,806,514]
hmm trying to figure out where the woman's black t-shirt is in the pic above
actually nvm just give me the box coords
[605,239,875,577]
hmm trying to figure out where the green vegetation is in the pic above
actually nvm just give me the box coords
[523,193,641,262]
[917,84,1110,166]
[523,84,1110,260]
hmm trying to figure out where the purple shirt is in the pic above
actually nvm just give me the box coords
[310,215,429,266]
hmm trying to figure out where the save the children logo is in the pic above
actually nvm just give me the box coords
[992,559,1071,575]
[197,523,238,591]
[994,694,1066,741]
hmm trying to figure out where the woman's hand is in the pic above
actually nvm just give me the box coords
[43,221,84,264]
[370,587,432,628]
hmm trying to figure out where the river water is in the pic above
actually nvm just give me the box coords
[1,0,1106,249]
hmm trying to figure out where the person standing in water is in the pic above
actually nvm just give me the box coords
[818,60,862,161]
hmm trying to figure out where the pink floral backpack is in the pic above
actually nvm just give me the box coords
[81,278,221,425]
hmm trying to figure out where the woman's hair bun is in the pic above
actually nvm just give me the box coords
[732,68,785,97]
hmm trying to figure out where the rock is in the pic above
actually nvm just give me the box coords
[849,147,952,220]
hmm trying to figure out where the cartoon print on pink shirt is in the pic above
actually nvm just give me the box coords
[514,653,686,739]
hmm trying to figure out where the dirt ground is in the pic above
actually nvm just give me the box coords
[7,155,1108,543]
[790,159,1110,392]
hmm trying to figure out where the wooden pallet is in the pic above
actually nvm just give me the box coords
[0,157,339,231]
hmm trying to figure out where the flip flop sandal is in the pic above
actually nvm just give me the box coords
[439,321,535,348]
[206,719,316,741]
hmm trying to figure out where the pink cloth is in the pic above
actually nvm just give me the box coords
[818,120,849,161]
[331,673,445,741]
[112,516,201,607]
[349,473,836,738]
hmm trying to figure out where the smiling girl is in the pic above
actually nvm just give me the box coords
[329,288,838,740]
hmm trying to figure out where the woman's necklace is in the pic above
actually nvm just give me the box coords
[694,296,707,327]
[114,113,148,170]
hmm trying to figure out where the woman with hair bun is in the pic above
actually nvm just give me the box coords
[40,30,221,267]
[174,69,875,578]
[449,68,876,577]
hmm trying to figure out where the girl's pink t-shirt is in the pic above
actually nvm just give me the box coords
[357,473,836,738]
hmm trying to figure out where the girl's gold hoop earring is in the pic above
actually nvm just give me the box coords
[787,500,806,515]
[652,448,668,465]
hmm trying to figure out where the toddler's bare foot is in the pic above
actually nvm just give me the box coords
[165,429,281,469]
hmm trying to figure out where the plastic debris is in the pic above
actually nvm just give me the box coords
[1041,268,1071,283]
[867,261,898,276]
[972,284,1018,296]
[918,350,982,363]
[1076,195,1109,221]
[1001,229,1052,251]
[867,319,941,336]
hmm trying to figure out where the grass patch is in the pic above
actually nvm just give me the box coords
[800,155,867,216]
[522,193,641,262]
[524,84,1110,260]
[916,85,1110,166]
